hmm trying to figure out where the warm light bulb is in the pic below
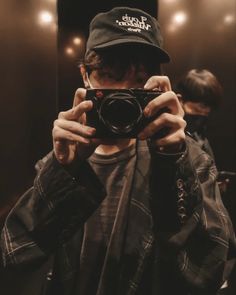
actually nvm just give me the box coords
[163,0,178,3]
[224,14,235,25]
[73,37,82,45]
[172,12,187,25]
[65,47,74,56]
[38,11,53,25]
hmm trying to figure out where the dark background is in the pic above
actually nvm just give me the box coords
[0,0,235,294]
[0,0,58,222]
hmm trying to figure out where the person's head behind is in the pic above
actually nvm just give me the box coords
[80,7,170,89]
[176,69,223,116]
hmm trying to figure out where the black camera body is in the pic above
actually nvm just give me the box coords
[85,88,162,138]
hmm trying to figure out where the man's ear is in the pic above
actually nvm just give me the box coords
[80,65,90,88]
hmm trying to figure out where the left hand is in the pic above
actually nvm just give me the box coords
[138,75,186,153]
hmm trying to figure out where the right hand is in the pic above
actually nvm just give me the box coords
[52,88,100,165]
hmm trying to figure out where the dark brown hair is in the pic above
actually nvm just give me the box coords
[81,44,162,81]
[176,69,223,109]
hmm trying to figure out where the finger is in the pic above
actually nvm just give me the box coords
[144,75,172,92]
[53,139,70,162]
[54,139,79,164]
[154,128,186,147]
[138,113,186,139]
[73,88,87,107]
[58,100,93,121]
[143,91,184,118]
[53,125,92,144]
[54,119,96,138]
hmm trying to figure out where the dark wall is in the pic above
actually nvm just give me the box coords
[0,1,57,294]
[0,1,57,220]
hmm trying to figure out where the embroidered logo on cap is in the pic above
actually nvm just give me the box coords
[116,14,151,33]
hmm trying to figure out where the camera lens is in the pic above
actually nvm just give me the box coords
[99,93,142,135]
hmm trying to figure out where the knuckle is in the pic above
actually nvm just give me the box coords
[182,118,187,128]
[175,129,186,142]
[168,90,177,99]
[75,89,80,96]
[178,130,186,141]
[160,112,169,122]
[52,126,59,138]
[177,117,186,127]
[58,111,65,119]
[162,75,169,82]
[149,76,156,82]
[74,88,85,100]
[179,107,185,117]
[53,119,59,127]
[75,88,83,97]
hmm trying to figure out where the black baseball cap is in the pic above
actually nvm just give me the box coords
[85,7,170,63]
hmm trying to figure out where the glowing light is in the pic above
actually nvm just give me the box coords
[163,0,178,3]
[172,11,187,25]
[65,47,74,56]
[38,11,53,25]
[166,11,188,33]
[73,37,82,45]
[223,14,235,25]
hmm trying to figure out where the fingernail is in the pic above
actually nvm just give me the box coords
[144,107,151,117]
[84,139,90,144]
[144,81,150,89]
[87,127,96,135]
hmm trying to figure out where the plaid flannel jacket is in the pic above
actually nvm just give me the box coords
[1,136,236,295]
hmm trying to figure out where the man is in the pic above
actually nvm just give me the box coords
[175,69,223,159]
[1,7,235,295]
[176,70,236,294]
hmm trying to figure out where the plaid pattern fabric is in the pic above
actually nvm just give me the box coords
[1,137,236,295]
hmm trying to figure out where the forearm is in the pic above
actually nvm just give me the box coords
[150,139,202,233]
[1,153,105,266]
[151,136,236,292]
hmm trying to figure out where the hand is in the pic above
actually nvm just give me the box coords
[52,88,100,165]
[138,76,186,153]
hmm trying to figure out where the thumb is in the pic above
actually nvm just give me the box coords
[54,140,76,165]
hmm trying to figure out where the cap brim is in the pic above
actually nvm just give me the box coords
[92,38,170,63]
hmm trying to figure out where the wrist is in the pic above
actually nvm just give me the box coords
[150,140,186,155]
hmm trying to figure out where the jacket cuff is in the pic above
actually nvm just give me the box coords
[150,140,202,231]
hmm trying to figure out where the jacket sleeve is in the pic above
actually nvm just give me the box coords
[150,136,236,293]
[1,152,106,267]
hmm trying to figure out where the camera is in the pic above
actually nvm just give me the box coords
[85,88,163,138]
